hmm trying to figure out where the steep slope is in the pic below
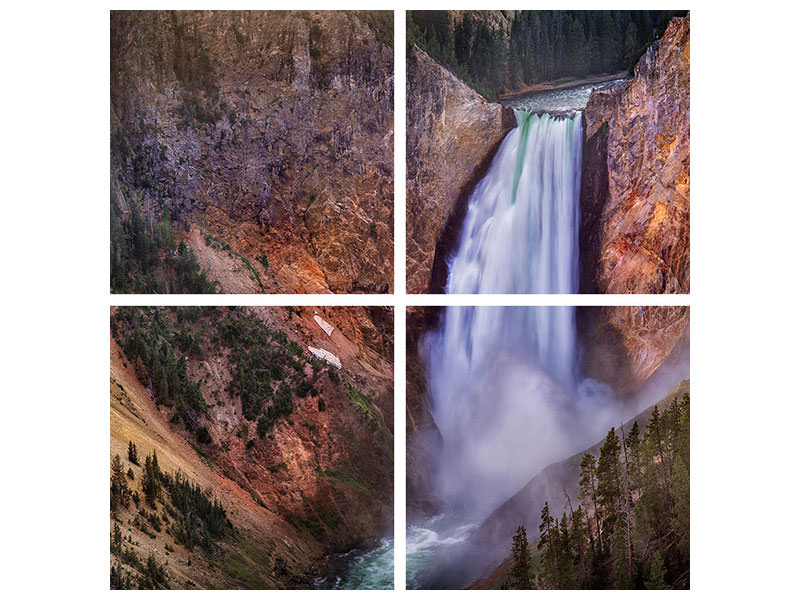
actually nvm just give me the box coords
[111,11,393,294]
[575,16,690,393]
[110,305,393,589]
[110,346,311,589]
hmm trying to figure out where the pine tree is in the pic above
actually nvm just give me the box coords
[625,421,641,491]
[618,422,634,587]
[596,429,621,541]
[645,551,668,589]
[510,525,532,589]
[453,14,473,65]
[128,440,139,465]
[579,453,601,544]
[156,210,175,251]
[557,512,574,587]
[647,405,669,492]
[112,522,122,552]
[600,11,621,72]
[142,450,162,507]
[622,21,639,71]
[111,454,129,510]
[670,450,690,565]
[537,502,558,588]
[596,428,624,583]
[569,505,589,587]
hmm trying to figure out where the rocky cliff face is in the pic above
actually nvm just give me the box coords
[111,11,393,293]
[404,16,690,529]
[581,15,689,296]
[405,307,444,519]
[195,306,395,552]
[406,48,514,293]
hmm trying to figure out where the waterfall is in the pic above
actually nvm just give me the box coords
[419,110,614,528]
[447,110,582,295]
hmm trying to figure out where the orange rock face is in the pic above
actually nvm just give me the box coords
[111,305,394,587]
[578,305,689,397]
[581,16,690,296]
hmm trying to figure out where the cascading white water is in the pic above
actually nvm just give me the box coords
[422,306,616,518]
[409,111,616,588]
[447,111,582,295]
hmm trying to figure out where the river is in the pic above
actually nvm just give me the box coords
[313,537,394,589]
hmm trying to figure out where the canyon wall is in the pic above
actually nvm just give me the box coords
[581,15,689,295]
[405,18,690,509]
[406,48,514,293]
[580,15,690,388]
[111,11,393,293]
[578,305,689,396]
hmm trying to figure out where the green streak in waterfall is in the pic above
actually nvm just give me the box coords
[511,110,535,205]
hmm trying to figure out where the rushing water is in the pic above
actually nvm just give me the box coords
[502,78,625,114]
[314,537,394,590]
[447,111,582,295]
[408,103,618,588]
[420,306,614,521]
[406,518,480,589]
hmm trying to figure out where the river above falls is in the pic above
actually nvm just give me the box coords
[501,77,627,116]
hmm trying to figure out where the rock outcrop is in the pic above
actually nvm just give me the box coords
[405,306,444,519]
[111,11,393,293]
[406,48,514,293]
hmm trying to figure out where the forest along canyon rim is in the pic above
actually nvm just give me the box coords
[407,14,690,300]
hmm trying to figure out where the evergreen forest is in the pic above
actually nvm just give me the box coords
[408,10,687,101]
[506,393,689,589]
